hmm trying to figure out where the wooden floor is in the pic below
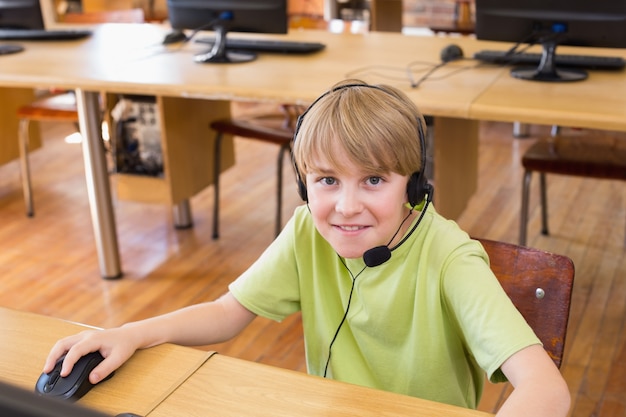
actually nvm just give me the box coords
[0,119,624,417]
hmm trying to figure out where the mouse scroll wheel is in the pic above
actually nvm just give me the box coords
[44,370,61,393]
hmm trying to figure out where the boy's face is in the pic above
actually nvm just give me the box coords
[305,147,412,260]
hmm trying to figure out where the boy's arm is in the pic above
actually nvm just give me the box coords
[496,344,571,417]
[133,292,255,347]
[43,292,255,384]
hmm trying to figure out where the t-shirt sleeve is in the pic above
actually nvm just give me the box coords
[228,208,305,322]
[441,239,541,383]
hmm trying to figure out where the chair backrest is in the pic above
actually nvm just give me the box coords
[476,238,575,369]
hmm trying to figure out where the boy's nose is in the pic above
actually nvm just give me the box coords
[335,188,363,216]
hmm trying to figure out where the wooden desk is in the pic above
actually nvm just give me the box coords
[149,354,493,417]
[0,24,501,278]
[0,88,42,166]
[0,307,213,416]
[1,24,624,278]
[469,45,626,132]
[0,308,491,416]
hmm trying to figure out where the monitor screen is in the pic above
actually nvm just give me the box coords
[0,379,112,417]
[475,0,626,81]
[166,0,288,63]
[0,0,44,29]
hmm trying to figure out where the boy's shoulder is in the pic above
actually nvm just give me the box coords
[421,208,485,258]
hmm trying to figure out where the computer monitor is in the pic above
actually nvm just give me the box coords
[166,0,288,63]
[0,379,112,417]
[0,0,45,29]
[475,0,626,82]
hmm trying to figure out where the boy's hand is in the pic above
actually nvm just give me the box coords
[43,328,137,384]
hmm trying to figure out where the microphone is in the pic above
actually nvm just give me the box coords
[363,246,392,267]
[361,195,432,268]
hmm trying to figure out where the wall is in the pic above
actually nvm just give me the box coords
[65,0,472,30]
[403,0,474,29]
[288,0,474,30]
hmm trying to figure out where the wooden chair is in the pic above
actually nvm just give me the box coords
[519,127,626,246]
[210,104,301,238]
[16,8,145,217]
[477,237,575,369]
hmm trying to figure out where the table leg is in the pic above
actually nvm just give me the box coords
[432,117,479,220]
[173,199,193,229]
[75,89,122,279]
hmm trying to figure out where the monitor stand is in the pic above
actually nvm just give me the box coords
[194,25,256,64]
[510,39,587,82]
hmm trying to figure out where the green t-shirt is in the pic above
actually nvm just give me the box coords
[229,205,539,408]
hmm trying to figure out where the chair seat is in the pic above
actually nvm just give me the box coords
[210,115,295,145]
[519,130,626,246]
[522,134,626,180]
[16,93,78,122]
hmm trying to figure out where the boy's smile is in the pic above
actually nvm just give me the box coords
[305,149,414,260]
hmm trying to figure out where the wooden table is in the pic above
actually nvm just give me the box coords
[0,308,493,416]
[0,24,493,278]
[469,48,626,131]
[149,353,494,417]
[0,307,213,416]
[1,23,624,278]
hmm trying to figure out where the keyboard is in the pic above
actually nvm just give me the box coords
[195,36,326,55]
[0,28,92,41]
[474,49,625,70]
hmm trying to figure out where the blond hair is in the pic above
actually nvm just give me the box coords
[293,80,426,185]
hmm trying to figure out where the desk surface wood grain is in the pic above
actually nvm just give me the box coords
[0,307,212,416]
[149,354,493,417]
[0,24,501,118]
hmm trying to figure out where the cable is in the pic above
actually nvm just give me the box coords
[409,61,448,88]
[323,261,366,378]
[408,59,482,88]
[322,209,415,377]
[345,64,429,84]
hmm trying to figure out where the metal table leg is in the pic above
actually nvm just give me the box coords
[173,200,193,229]
[75,89,122,279]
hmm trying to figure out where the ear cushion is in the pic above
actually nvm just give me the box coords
[296,172,308,202]
[407,171,426,207]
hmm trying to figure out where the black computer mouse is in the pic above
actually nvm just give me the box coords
[35,351,114,401]
[162,30,188,45]
[440,44,464,63]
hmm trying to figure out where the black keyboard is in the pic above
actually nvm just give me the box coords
[196,36,326,55]
[474,49,625,70]
[0,28,92,41]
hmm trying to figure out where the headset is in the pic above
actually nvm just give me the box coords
[292,82,432,208]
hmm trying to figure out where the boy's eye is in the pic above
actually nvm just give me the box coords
[367,176,383,185]
[321,177,336,185]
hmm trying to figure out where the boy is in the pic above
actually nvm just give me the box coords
[44,80,570,416]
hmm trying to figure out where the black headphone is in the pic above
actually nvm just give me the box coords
[292,82,432,207]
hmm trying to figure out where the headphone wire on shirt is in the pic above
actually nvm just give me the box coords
[322,208,414,377]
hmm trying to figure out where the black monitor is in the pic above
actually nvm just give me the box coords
[0,0,45,29]
[475,0,626,82]
[166,0,288,63]
[0,379,112,417]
